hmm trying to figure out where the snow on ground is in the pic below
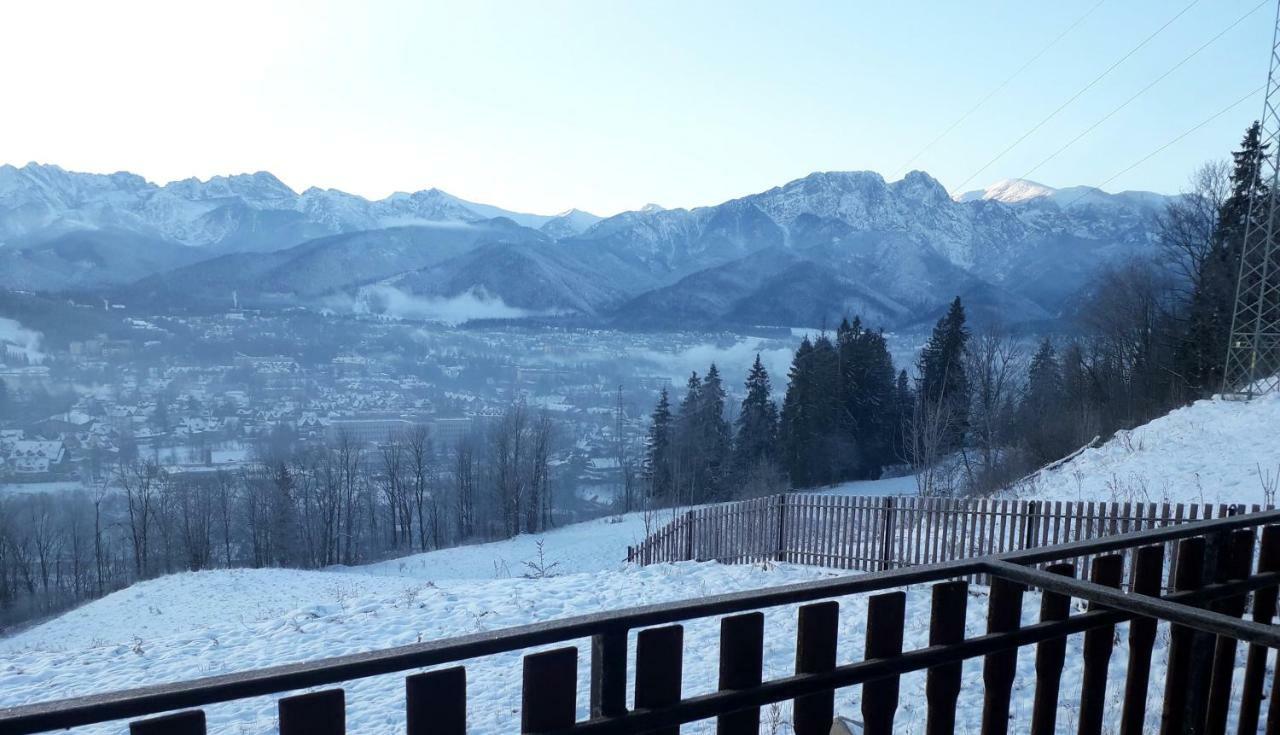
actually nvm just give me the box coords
[1,516,1263,734]
[2,396,1275,733]
[1017,392,1280,506]
[813,473,920,497]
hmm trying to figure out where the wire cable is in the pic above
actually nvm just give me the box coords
[891,0,1108,179]
[1055,83,1265,209]
[1016,0,1267,183]
[951,0,1202,195]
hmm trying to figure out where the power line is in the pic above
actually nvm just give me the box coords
[951,0,1202,195]
[891,0,1107,178]
[1055,83,1265,209]
[1017,0,1266,183]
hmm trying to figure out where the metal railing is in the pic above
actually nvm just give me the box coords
[0,509,1277,734]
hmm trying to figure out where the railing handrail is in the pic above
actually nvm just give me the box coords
[1,506,1276,734]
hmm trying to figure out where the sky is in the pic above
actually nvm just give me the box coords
[0,0,1273,216]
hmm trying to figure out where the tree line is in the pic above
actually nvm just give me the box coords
[0,402,557,627]
[643,121,1270,501]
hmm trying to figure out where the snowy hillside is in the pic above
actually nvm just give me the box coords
[1017,392,1280,507]
[0,493,1254,734]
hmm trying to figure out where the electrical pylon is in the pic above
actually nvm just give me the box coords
[1223,0,1280,397]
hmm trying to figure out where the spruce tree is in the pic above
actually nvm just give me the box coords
[733,355,779,477]
[673,372,703,502]
[644,388,674,502]
[780,338,815,488]
[1021,338,1066,463]
[839,322,898,478]
[698,364,732,499]
[891,368,913,462]
[917,297,971,450]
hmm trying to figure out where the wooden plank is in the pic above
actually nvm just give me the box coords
[1203,528,1257,735]
[793,601,839,735]
[862,592,907,735]
[1029,563,1074,735]
[1238,526,1280,735]
[925,581,967,735]
[590,631,627,719]
[980,578,1023,735]
[521,647,577,733]
[1118,545,1165,735]
[717,612,764,735]
[635,625,683,735]
[407,666,466,735]
[1077,554,1124,735]
[1159,537,1206,735]
[279,689,345,735]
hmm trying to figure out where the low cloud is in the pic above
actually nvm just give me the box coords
[354,285,557,326]
[0,317,45,363]
[636,338,795,390]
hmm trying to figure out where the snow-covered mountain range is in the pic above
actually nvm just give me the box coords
[0,163,1173,329]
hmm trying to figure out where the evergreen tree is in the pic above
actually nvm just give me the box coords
[779,338,815,487]
[733,355,779,476]
[673,372,703,502]
[1179,121,1270,393]
[917,297,971,450]
[1020,338,1066,463]
[644,388,674,502]
[838,320,898,478]
[891,368,913,462]
[697,364,732,500]
[780,335,843,487]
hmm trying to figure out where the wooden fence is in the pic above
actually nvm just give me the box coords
[627,494,1269,587]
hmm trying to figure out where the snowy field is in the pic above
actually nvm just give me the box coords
[1017,392,1280,507]
[0,515,1266,734]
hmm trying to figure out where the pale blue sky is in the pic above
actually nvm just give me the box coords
[1,0,1272,215]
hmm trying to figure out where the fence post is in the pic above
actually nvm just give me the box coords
[880,497,896,571]
[793,601,840,735]
[775,494,788,562]
[684,511,695,561]
[1023,501,1039,549]
[590,629,628,719]
[1238,526,1280,735]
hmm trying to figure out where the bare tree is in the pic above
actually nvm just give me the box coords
[117,458,162,578]
[964,323,1025,492]
[1158,160,1231,297]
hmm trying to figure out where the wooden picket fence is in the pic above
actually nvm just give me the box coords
[627,494,1269,587]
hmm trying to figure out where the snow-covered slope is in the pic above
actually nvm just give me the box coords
[1,493,1252,734]
[1017,392,1280,506]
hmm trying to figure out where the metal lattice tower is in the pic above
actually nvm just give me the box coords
[1224,0,1280,397]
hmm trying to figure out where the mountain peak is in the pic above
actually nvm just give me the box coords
[956,178,1057,204]
[892,170,950,205]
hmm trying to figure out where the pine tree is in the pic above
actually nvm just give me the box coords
[733,355,779,476]
[917,297,971,450]
[644,389,674,502]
